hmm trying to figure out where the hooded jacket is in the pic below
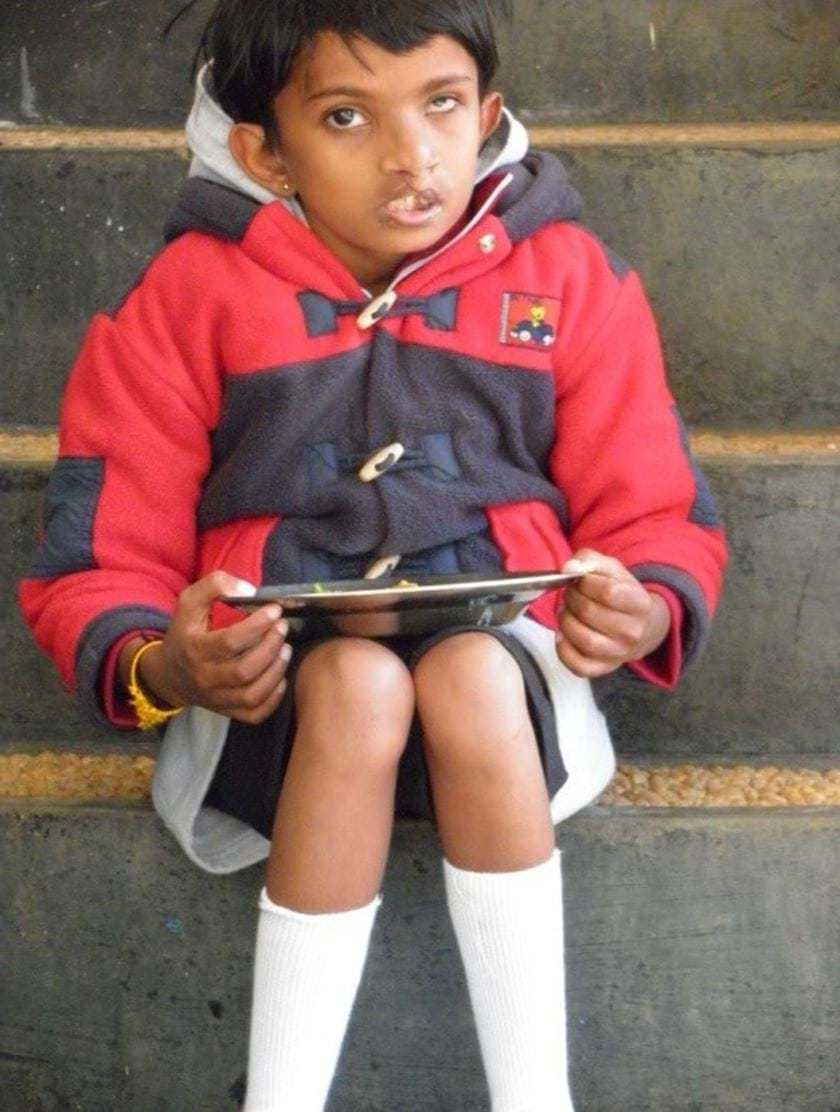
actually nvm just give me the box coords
[19,76,726,735]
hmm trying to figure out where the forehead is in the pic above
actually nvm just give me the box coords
[290,31,479,98]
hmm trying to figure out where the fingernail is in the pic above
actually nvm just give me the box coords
[563,559,596,576]
[277,620,288,637]
[280,643,293,662]
[235,579,258,597]
[266,605,281,621]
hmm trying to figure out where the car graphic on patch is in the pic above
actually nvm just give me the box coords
[509,317,556,346]
[501,295,561,350]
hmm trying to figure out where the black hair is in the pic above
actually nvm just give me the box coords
[165,1,510,147]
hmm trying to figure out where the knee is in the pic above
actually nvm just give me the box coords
[415,632,525,707]
[414,633,529,762]
[295,638,414,767]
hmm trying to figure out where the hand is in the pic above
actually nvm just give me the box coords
[555,549,671,679]
[120,571,292,725]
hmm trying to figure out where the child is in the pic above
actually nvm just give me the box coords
[19,1,727,1108]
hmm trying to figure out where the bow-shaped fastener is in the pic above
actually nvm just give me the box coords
[297,288,460,337]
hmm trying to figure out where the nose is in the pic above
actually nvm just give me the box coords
[380,118,439,181]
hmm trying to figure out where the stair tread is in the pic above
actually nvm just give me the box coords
[2,747,838,808]
[4,121,840,150]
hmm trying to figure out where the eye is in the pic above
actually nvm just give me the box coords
[325,106,366,130]
[428,95,460,113]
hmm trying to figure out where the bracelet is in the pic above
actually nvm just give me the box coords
[127,640,184,731]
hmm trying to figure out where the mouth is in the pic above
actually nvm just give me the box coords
[380,188,444,227]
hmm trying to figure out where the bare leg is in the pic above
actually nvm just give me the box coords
[265,637,415,912]
[245,638,415,1112]
[414,632,574,1111]
[413,631,554,870]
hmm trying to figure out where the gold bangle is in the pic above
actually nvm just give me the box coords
[127,640,184,731]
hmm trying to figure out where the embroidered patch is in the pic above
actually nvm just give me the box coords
[500,292,561,350]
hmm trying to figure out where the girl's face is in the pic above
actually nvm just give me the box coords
[231,32,503,293]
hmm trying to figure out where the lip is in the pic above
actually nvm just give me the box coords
[381,202,444,228]
[378,187,444,228]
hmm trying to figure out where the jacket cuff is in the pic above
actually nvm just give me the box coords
[76,607,171,731]
[625,584,684,689]
[627,562,712,678]
[102,629,166,729]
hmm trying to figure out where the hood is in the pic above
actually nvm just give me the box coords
[184,62,531,216]
[166,63,583,262]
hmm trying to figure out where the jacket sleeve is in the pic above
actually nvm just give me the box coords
[547,260,727,685]
[18,254,220,729]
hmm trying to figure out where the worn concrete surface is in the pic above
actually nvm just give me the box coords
[5,451,839,755]
[600,457,840,758]
[3,142,839,428]
[1,805,839,1110]
[1,0,838,127]
[562,143,840,429]
[0,149,186,427]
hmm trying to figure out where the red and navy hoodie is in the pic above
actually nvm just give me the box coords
[18,149,727,729]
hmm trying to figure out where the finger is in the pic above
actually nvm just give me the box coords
[183,624,287,701]
[229,678,290,726]
[202,606,287,663]
[555,631,614,679]
[565,577,650,626]
[222,652,292,715]
[573,571,644,609]
[562,549,632,582]
[211,627,291,689]
[178,570,258,628]
[562,589,643,644]
[559,609,626,665]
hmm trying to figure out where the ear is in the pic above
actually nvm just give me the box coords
[228,122,294,197]
[479,91,504,144]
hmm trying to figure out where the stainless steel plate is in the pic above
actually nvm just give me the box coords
[223,570,580,637]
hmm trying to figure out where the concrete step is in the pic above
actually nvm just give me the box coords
[2,134,839,427]
[1,0,837,127]
[4,429,840,755]
[1,802,838,1110]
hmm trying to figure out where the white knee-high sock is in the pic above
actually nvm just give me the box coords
[443,848,574,1112]
[244,888,381,1112]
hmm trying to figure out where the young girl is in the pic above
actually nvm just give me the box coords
[19,1,726,1108]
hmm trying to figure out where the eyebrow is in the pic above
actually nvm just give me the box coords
[305,74,474,103]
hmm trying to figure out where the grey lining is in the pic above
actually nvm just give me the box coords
[164,179,261,244]
[498,151,584,244]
